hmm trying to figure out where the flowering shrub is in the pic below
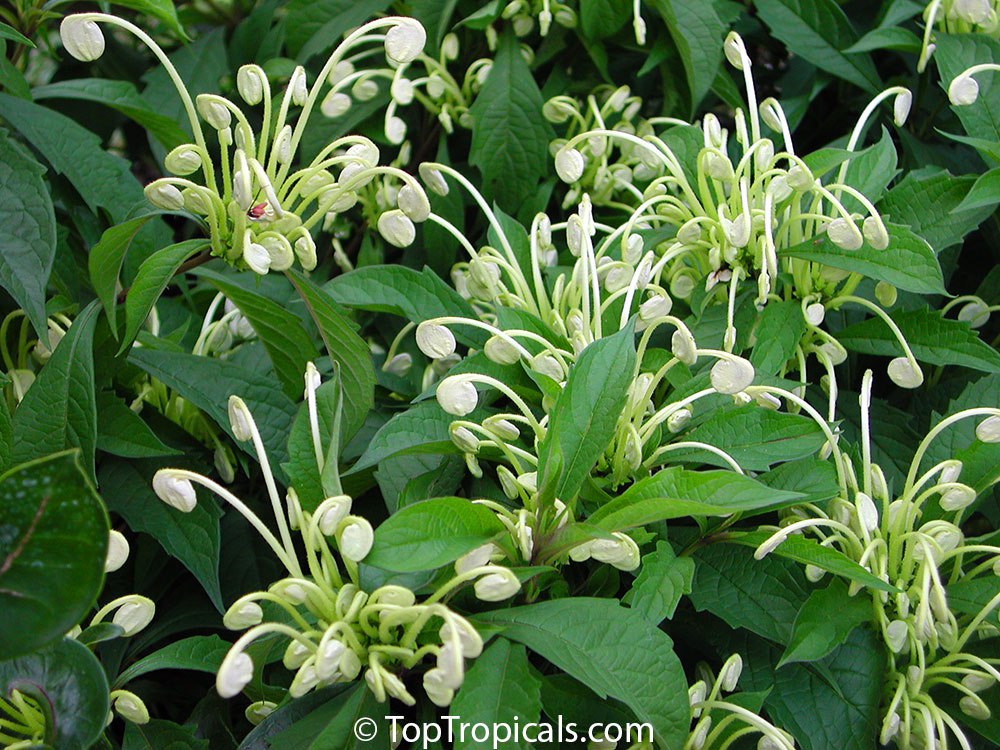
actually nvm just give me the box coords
[3,1,1000,749]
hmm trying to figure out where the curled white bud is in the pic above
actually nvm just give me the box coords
[243,240,271,275]
[977,415,1000,442]
[164,145,203,176]
[954,0,992,24]
[316,496,352,536]
[590,533,641,571]
[293,232,317,271]
[144,180,185,211]
[385,115,407,144]
[960,694,991,720]
[555,147,586,183]
[456,543,499,575]
[885,619,908,652]
[105,530,130,573]
[321,91,352,118]
[474,568,521,601]
[397,183,430,222]
[196,94,233,130]
[112,690,150,724]
[385,18,427,64]
[217,651,254,698]
[484,334,520,365]
[436,377,478,416]
[718,654,743,692]
[377,209,416,247]
[667,408,692,433]
[962,673,995,692]
[228,395,255,441]
[288,66,308,106]
[958,300,990,328]
[827,218,863,250]
[112,596,156,636]
[887,357,923,389]
[152,470,197,512]
[224,600,264,630]
[724,32,746,70]
[671,328,697,365]
[416,321,456,359]
[236,65,266,105]
[950,74,980,106]
[339,518,374,561]
[940,483,976,511]
[60,16,105,61]
[863,216,889,250]
[450,424,480,454]
[805,303,826,326]
[710,357,755,395]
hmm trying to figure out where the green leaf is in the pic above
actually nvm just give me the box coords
[96,390,181,458]
[284,0,393,59]
[201,270,317,400]
[722,530,898,593]
[120,240,206,354]
[578,0,631,40]
[469,31,554,213]
[300,684,391,750]
[779,579,873,666]
[287,268,375,444]
[954,166,1000,212]
[691,542,810,643]
[0,395,11,473]
[75,622,125,647]
[476,598,689,748]
[751,300,806,376]
[537,322,636,504]
[107,0,187,38]
[879,168,993,251]
[845,25,922,53]
[239,686,355,750]
[757,458,841,506]
[87,214,159,334]
[0,638,109,750]
[627,541,695,624]
[588,467,803,530]
[129,348,297,479]
[33,79,188,150]
[666,404,827,471]
[101,459,223,612]
[835,307,1000,373]
[367,497,506,572]
[946,576,1000,617]
[123,719,210,750]
[765,629,885,750]
[934,34,1000,145]
[115,635,230,687]
[781,223,946,295]
[753,0,881,92]
[0,453,107,661]
[840,128,900,213]
[452,639,542,750]
[0,22,34,47]
[647,0,725,111]
[12,302,100,480]
[0,127,55,338]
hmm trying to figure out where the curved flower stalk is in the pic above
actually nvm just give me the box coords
[59,13,432,273]
[546,32,923,388]
[684,655,796,750]
[919,0,999,71]
[151,364,519,709]
[754,370,1000,749]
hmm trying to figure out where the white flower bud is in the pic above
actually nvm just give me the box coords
[112,597,155,636]
[532,353,563,381]
[385,115,407,144]
[455,543,499,574]
[786,164,814,191]
[144,180,185,211]
[377,209,416,247]
[236,65,266,105]
[590,533,641,571]
[879,712,900,745]
[245,701,276,726]
[885,619,908,652]
[314,640,346,681]
[196,94,232,130]
[152,470,197,512]
[887,357,923,389]
[483,335,521,365]
[273,125,292,165]
[339,518,374,561]
[892,89,913,127]
[856,492,879,532]
[962,673,995,692]
[164,145,203,176]
[105,530,130,573]
[288,66,308,106]
[243,240,271,275]
[450,424,480,454]
[862,216,889,250]
[827,218,863,250]
[217,651,254,699]
[112,691,149,724]
[224,600,264,630]
[671,328,697,365]
[724,31,746,70]
[977,415,1000,442]
[474,569,521,601]
[875,281,897,308]
[704,151,734,181]
[420,163,449,196]
[441,618,483,659]
[385,19,426,64]
[719,654,743,692]
[805,564,825,582]
[950,75,980,106]
[390,76,414,105]
[960,694,991,720]
[416,321,456,359]
[437,377,478,416]
[940,483,976,511]
[667,408,692,433]
[320,91,352,118]
[805,303,826,326]
[555,147,586,183]
[397,183,430,222]
[710,357,755,395]
[352,78,379,101]
[228,395,255,441]
[639,293,672,323]
[958,300,990,328]
[423,668,456,706]
[954,0,992,24]
[61,16,106,61]
[292,232,317,271]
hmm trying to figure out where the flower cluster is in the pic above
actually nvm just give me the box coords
[60,14,433,274]
[919,0,999,70]
[498,0,646,42]
[754,371,1000,749]
[151,364,520,712]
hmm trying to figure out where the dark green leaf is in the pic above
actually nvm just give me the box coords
[115,635,230,687]
[12,302,100,480]
[96,390,181,458]
[0,452,107,660]
[476,598,689,748]
[647,0,725,111]
[107,0,187,38]
[367,496,506,572]
[452,639,542,750]
[469,31,554,213]
[578,0,631,40]
[0,22,34,47]
[751,300,806,376]
[955,166,1000,212]
[87,214,159,334]
[284,0,394,59]
[779,579,873,666]
[123,719,210,750]
[627,541,695,624]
